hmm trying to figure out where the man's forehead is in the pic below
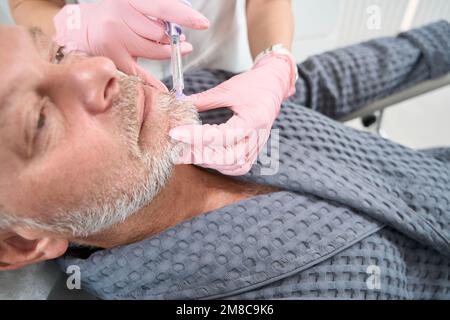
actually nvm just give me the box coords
[0,25,45,66]
[0,25,31,48]
[0,25,35,71]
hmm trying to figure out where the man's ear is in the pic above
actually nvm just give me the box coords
[0,227,68,271]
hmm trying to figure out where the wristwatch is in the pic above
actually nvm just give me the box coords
[254,43,299,82]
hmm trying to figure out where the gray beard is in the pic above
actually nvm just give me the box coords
[8,88,200,239]
[59,93,200,238]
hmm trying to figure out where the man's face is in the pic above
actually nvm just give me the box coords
[0,25,198,238]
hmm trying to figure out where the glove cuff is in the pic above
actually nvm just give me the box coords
[253,44,298,99]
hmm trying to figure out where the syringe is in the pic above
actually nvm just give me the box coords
[165,22,184,100]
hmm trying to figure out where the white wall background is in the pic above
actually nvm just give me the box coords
[291,0,450,61]
[291,0,450,149]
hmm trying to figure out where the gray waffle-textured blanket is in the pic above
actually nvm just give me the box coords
[58,21,450,299]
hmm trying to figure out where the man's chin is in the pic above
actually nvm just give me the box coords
[138,92,200,153]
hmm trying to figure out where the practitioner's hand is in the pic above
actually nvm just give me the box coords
[169,53,297,176]
[53,0,209,91]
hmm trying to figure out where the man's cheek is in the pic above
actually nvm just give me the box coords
[22,164,97,216]
[26,142,121,213]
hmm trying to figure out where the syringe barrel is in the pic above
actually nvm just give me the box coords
[170,33,184,93]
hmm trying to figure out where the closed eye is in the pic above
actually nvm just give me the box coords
[37,107,46,130]
[30,98,49,154]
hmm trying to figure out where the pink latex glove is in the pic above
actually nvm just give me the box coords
[169,52,297,176]
[53,0,209,91]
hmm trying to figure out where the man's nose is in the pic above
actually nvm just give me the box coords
[58,57,120,114]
